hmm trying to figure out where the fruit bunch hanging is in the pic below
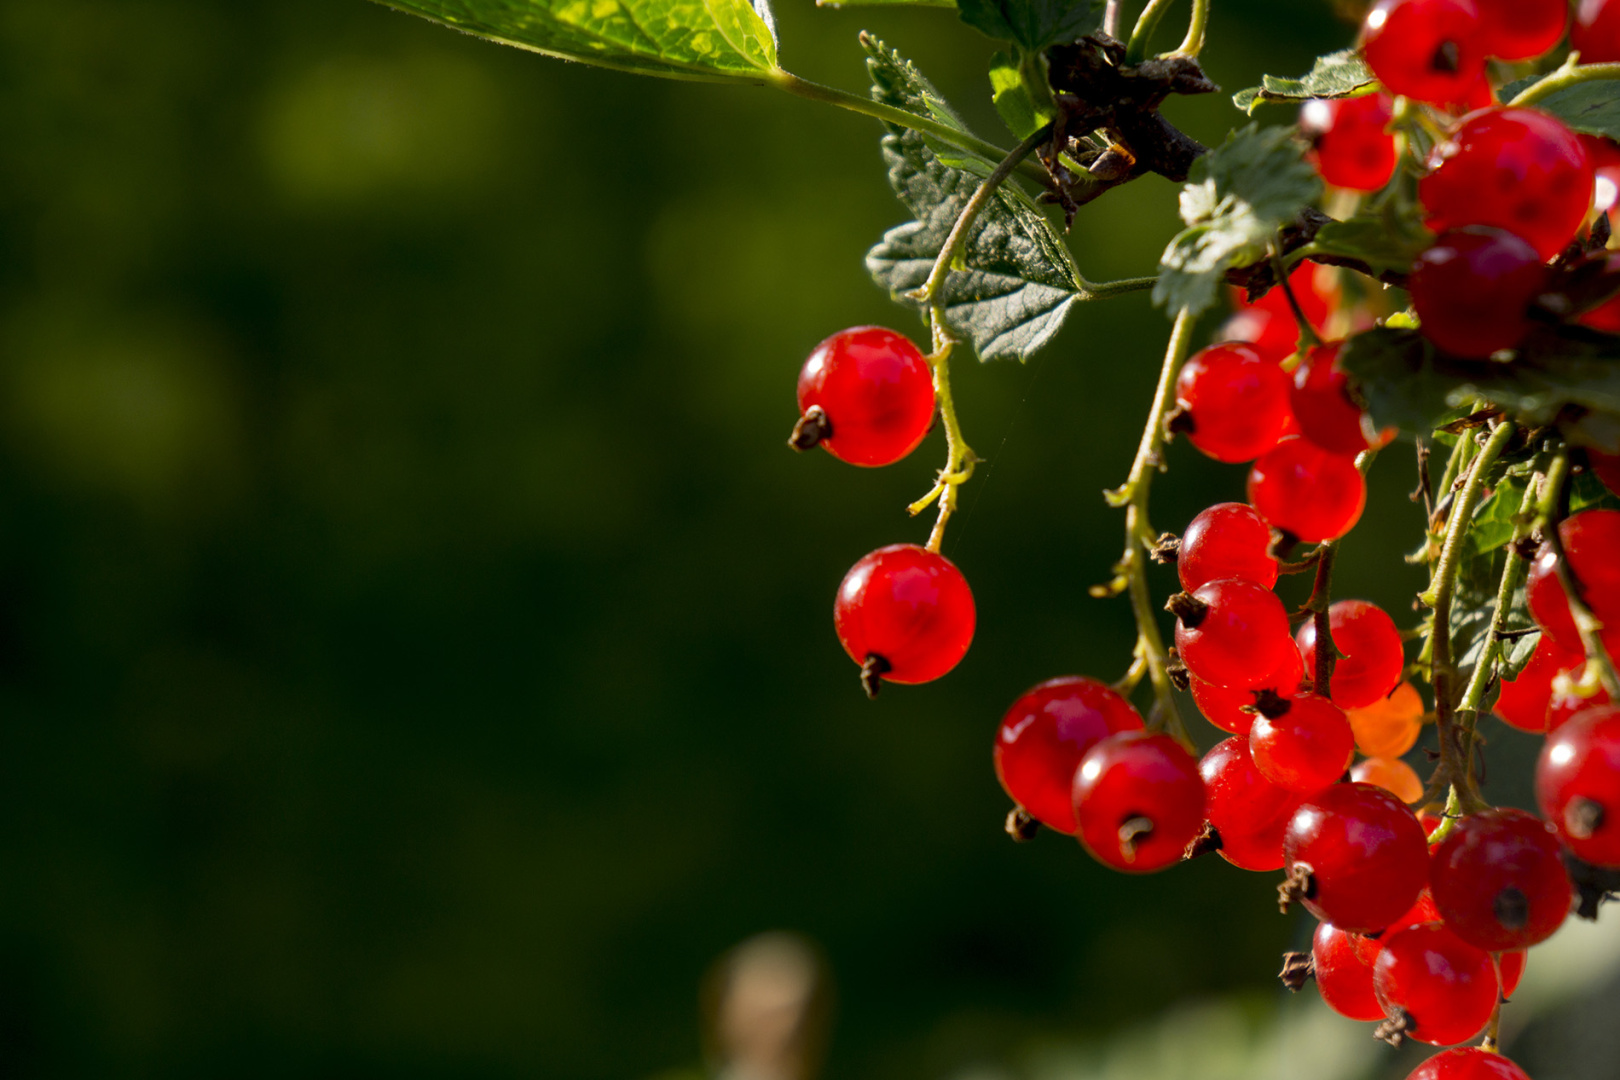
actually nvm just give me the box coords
[379,0,1620,1075]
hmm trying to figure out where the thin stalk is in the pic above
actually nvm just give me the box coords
[1509,59,1620,108]
[1126,0,1178,63]
[1176,0,1210,58]
[1104,0,1123,37]
[1270,245,1324,352]
[1297,451,1375,695]
[1539,449,1620,699]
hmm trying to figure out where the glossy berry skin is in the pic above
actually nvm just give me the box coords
[1314,921,1384,1021]
[1374,923,1498,1046]
[1248,437,1366,543]
[1301,94,1398,192]
[1290,343,1385,455]
[833,544,974,685]
[994,677,1145,835]
[1353,756,1425,804]
[1178,502,1279,592]
[1250,693,1356,793]
[1201,736,1307,871]
[1173,343,1292,463]
[1072,731,1205,874]
[1348,681,1425,758]
[1410,228,1547,359]
[1494,631,1583,732]
[1405,1048,1533,1080]
[1575,0,1620,64]
[1547,664,1611,731]
[1173,579,1297,690]
[1431,809,1572,951]
[1421,109,1594,262]
[1361,0,1488,107]
[1223,265,1336,361]
[1297,600,1407,710]
[1477,0,1568,61]
[1283,782,1429,933]
[1352,888,1442,966]
[1190,646,1304,735]
[795,327,934,466]
[1526,510,1620,652]
[1537,704,1620,867]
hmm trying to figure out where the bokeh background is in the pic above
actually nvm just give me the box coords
[2,1,1617,1078]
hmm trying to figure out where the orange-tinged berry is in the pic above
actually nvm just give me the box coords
[1347,681,1424,759]
[1352,756,1425,804]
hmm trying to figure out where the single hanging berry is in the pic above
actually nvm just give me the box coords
[792,327,935,466]
[1575,0,1620,64]
[1177,502,1279,592]
[1300,93,1398,192]
[1248,691,1356,793]
[1352,757,1425,804]
[994,677,1144,835]
[1494,632,1584,732]
[1290,342,1391,455]
[1405,1048,1534,1080]
[1361,0,1488,106]
[1476,0,1569,60]
[1525,509,1620,652]
[834,544,975,694]
[1419,108,1594,262]
[1282,782,1429,932]
[1168,579,1296,690]
[1296,600,1407,710]
[1430,808,1572,950]
[1171,343,1293,463]
[1200,735,1307,871]
[1190,645,1304,735]
[1536,703,1620,867]
[1312,921,1384,1022]
[1347,681,1425,759]
[1373,923,1499,1046]
[1072,731,1205,874]
[1248,437,1366,543]
[1409,227,1547,359]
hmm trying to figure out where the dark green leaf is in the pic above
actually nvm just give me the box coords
[1464,475,1530,559]
[864,36,1087,361]
[989,49,1054,139]
[957,0,1104,51]
[1500,630,1541,680]
[1312,213,1433,277]
[375,0,779,81]
[1232,49,1377,113]
[1513,77,1620,140]
[1154,125,1322,317]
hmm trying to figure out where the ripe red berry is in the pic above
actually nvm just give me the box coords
[1361,0,1488,107]
[1283,782,1429,932]
[1201,735,1307,871]
[1526,509,1620,652]
[1190,645,1304,735]
[834,544,975,688]
[1547,663,1612,731]
[1420,108,1594,262]
[1405,1048,1533,1080]
[794,327,935,466]
[1374,923,1498,1046]
[1301,93,1399,192]
[1575,0,1620,64]
[1410,228,1548,358]
[1250,692,1356,793]
[1072,731,1205,874]
[1477,0,1569,61]
[1172,343,1293,463]
[1224,265,1337,362]
[1296,599,1407,710]
[1313,920,1384,1021]
[1352,888,1441,966]
[1494,631,1584,732]
[994,677,1145,835]
[1430,808,1572,950]
[1178,502,1279,592]
[1593,448,1620,495]
[1171,579,1297,690]
[1248,437,1366,543]
[1537,703,1620,867]
[1290,342,1390,455]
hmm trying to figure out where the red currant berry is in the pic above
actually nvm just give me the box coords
[1430,808,1573,950]
[1170,579,1296,690]
[1178,502,1279,592]
[1593,449,1620,495]
[1420,108,1594,262]
[1296,599,1407,710]
[1248,437,1367,543]
[1493,631,1583,732]
[1374,922,1498,1046]
[1405,1048,1533,1080]
[1547,663,1612,731]
[1225,265,1337,362]
[1500,948,1527,997]
[1353,756,1426,804]
[1575,0,1620,64]
[1172,343,1293,463]
[994,677,1145,835]
[1313,921,1384,1021]
[1190,646,1304,735]
[1537,703,1620,867]
[794,327,934,466]
[1072,731,1205,874]
[1410,227,1547,359]
[1250,692,1356,793]
[1477,0,1569,61]
[1526,509,1620,651]
[1201,735,1307,871]
[1352,888,1442,966]
[1361,0,1488,107]
[834,544,974,689]
[1301,93,1399,192]
[1283,782,1429,932]
[1290,342,1391,455]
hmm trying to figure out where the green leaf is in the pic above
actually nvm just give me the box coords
[989,49,1054,138]
[1232,49,1377,113]
[1312,213,1433,277]
[863,37,1088,361]
[1517,77,1620,141]
[958,0,1104,51]
[1154,124,1322,317]
[818,0,954,6]
[374,0,779,82]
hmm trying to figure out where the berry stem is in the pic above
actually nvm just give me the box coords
[1176,0,1210,59]
[1537,447,1620,699]
[1508,59,1620,109]
[1269,244,1324,352]
[1125,0,1178,63]
[919,341,975,553]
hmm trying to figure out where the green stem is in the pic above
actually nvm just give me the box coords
[1539,449,1620,699]
[1270,244,1323,352]
[1509,60,1620,107]
[918,342,975,552]
[1125,0,1178,63]
[1176,0,1210,58]
[1082,275,1161,299]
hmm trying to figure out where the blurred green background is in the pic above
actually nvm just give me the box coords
[0,2,1605,1078]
